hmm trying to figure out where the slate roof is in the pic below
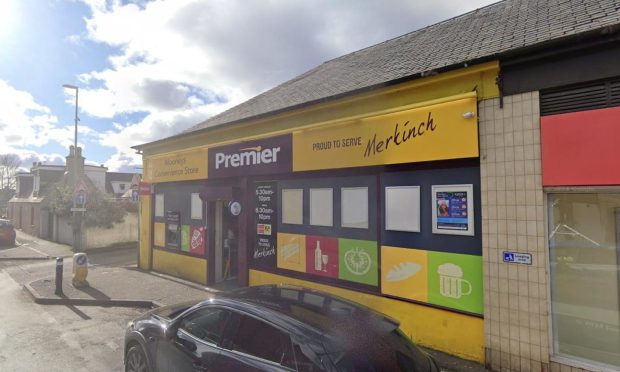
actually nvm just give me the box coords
[105,172,136,195]
[176,0,620,137]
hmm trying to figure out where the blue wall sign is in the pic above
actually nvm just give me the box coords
[503,251,532,265]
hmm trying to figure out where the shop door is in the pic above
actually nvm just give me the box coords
[212,200,239,289]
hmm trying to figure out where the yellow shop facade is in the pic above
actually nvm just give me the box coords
[134,62,500,362]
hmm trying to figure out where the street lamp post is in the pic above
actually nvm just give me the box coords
[62,84,81,252]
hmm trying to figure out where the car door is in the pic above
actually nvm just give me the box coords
[215,311,296,372]
[157,306,232,372]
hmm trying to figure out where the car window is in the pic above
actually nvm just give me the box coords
[229,315,293,365]
[292,343,324,372]
[179,307,230,345]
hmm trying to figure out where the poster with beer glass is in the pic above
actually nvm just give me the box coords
[431,184,474,236]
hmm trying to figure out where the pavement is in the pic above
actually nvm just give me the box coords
[4,230,489,372]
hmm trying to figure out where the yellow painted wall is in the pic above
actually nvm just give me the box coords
[138,195,152,270]
[249,269,484,363]
[139,62,499,157]
[153,249,207,284]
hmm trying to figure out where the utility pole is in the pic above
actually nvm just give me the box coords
[63,84,82,252]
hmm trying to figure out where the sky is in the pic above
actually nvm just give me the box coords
[0,0,498,173]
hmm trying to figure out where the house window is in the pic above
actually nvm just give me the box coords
[548,192,620,369]
[119,184,126,191]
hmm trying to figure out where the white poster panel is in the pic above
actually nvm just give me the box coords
[191,193,203,220]
[155,194,164,217]
[310,188,333,226]
[342,187,368,229]
[385,186,420,232]
[431,184,474,236]
[282,189,303,225]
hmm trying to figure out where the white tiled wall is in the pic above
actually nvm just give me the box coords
[480,93,550,372]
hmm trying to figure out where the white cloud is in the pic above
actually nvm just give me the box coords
[77,0,498,169]
[0,80,104,170]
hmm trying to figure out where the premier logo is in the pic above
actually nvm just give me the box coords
[214,145,281,169]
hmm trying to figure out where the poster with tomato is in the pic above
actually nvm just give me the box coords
[189,226,206,255]
[338,239,378,286]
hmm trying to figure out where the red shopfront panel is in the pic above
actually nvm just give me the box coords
[541,106,620,186]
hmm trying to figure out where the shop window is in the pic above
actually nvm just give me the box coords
[385,186,420,232]
[309,188,333,226]
[282,189,303,225]
[341,187,368,229]
[548,192,620,369]
[155,194,164,217]
[191,193,203,220]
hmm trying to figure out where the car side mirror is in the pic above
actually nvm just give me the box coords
[164,320,180,340]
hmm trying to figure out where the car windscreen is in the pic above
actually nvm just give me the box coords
[322,329,430,371]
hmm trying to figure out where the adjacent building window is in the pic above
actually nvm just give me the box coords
[341,187,368,229]
[155,194,164,217]
[309,188,333,226]
[282,189,303,225]
[191,193,203,220]
[385,186,420,232]
[548,192,620,369]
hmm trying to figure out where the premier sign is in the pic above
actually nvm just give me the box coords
[215,146,281,169]
[208,134,292,178]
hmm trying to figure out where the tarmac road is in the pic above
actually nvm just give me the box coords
[0,270,143,371]
[0,232,142,371]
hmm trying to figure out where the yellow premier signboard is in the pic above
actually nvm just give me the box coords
[144,147,208,183]
[293,93,478,171]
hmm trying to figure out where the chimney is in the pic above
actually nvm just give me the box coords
[66,145,85,183]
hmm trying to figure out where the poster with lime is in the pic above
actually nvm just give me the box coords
[338,239,378,286]
[427,251,482,314]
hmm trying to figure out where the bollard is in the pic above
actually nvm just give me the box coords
[72,253,89,288]
[55,257,63,296]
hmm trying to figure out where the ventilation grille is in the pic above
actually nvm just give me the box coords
[540,78,620,116]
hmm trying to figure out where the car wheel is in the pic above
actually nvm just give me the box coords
[126,345,149,372]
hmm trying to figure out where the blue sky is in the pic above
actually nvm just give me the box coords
[0,0,496,172]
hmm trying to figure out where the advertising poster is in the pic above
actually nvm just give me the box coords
[338,238,378,286]
[432,184,474,236]
[189,226,205,255]
[153,222,165,247]
[305,235,338,278]
[381,246,428,302]
[253,182,277,267]
[277,233,306,272]
[165,211,181,249]
[427,251,483,315]
[181,225,190,252]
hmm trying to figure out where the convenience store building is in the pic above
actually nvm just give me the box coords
[133,1,620,370]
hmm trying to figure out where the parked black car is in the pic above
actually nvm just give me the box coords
[124,285,439,371]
